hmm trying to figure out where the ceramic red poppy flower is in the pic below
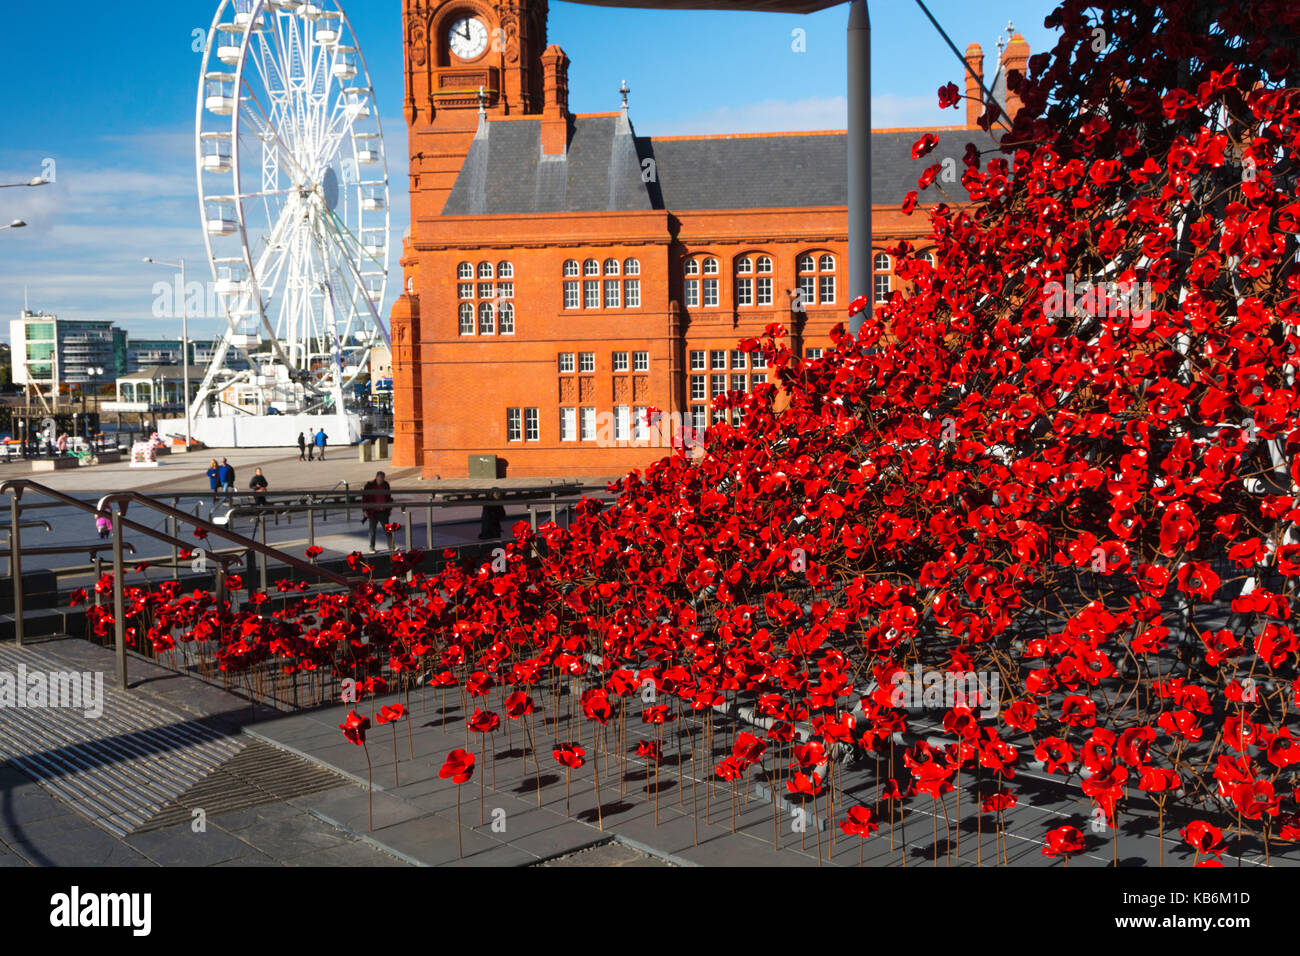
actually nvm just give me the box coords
[504,691,534,719]
[1042,825,1086,859]
[840,805,878,837]
[467,707,500,733]
[635,740,662,763]
[376,704,405,724]
[786,770,823,796]
[439,749,475,784]
[553,743,585,769]
[581,688,612,724]
[1180,821,1226,857]
[305,545,323,558]
[981,790,1017,813]
[642,704,674,724]
[338,710,370,746]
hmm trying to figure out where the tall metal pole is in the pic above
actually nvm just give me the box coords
[181,258,192,451]
[9,492,24,647]
[112,503,127,689]
[847,0,873,335]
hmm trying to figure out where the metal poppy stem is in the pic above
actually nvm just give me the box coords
[654,724,661,826]
[364,743,373,832]
[526,713,542,808]
[593,733,603,831]
[392,722,399,788]
[456,782,463,859]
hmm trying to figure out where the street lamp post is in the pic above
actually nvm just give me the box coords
[142,257,192,451]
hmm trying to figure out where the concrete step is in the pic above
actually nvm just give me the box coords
[0,643,246,837]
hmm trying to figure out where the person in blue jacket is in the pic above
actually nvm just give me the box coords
[314,428,328,460]
[206,458,221,502]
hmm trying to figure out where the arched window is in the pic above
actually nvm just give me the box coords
[623,258,640,275]
[497,261,514,278]
[684,258,699,276]
[583,258,600,277]
[736,256,755,306]
[923,251,936,267]
[478,301,494,335]
[703,257,719,275]
[797,251,836,305]
[458,302,475,335]
[757,256,772,273]
[874,252,893,304]
[458,262,473,279]
[406,276,414,293]
[563,259,580,277]
[604,258,620,276]
[498,301,514,334]
[477,261,493,279]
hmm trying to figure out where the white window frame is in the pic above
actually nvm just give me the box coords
[580,406,596,441]
[507,408,522,441]
[563,281,579,309]
[632,351,649,372]
[459,303,475,335]
[579,352,595,373]
[612,351,629,372]
[559,352,575,373]
[560,407,577,442]
[524,408,540,442]
[624,278,641,308]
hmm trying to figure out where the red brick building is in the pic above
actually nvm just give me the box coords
[392,0,1026,477]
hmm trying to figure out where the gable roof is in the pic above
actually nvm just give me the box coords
[442,115,995,216]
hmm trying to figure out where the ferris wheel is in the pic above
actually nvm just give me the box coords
[194,0,389,418]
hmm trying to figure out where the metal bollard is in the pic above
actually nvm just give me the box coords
[9,494,23,647]
[112,504,127,689]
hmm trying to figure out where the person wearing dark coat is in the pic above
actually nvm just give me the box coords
[297,432,307,461]
[361,471,394,552]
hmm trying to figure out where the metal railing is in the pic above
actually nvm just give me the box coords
[0,480,363,690]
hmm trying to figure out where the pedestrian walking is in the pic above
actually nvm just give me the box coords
[248,467,268,506]
[96,514,112,540]
[308,429,316,461]
[219,457,237,501]
[314,428,328,460]
[297,432,307,461]
[478,489,506,540]
[206,459,221,502]
[361,470,394,553]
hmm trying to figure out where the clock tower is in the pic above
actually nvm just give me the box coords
[402,0,549,217]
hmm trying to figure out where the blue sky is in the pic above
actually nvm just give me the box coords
[0,0,1059,344]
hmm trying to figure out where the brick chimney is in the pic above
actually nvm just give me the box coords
[1002,33,1031,121]
[540,45,571,157]
[964,43,984,128]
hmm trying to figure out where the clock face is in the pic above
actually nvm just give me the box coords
[448,17,488,60]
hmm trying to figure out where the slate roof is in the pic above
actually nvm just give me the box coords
[442,114,996,216]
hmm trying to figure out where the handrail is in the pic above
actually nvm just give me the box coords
[95,491,352,588]
[2,479,239,652]
[95,490,360,690]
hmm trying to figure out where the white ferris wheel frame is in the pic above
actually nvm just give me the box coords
[194,0,390,420]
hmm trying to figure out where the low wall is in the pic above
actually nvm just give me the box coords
[154,413,361,449]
